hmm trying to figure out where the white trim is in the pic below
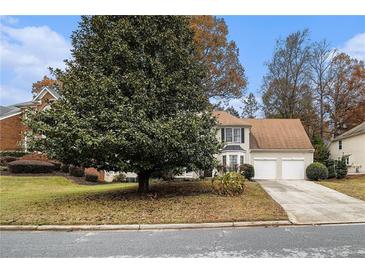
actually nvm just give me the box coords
[251,148,315,152]
[253,157,277,161]
[33,87,58,101]
[223,127,243,144]
[281,157,305,161]
[0,111,22,121]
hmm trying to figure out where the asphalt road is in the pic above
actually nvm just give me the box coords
[1,224,365,257]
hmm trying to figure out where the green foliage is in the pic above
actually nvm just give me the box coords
[326,159,336,179]
[212,172,245,196]
[225,106,240,118]
[85,173,99,182]
[242,92,259,118]
[25,16,219,191]
[313,136,330,164]
[239,164,255,180]
[306,162,328,181]
[69,166,85,177]
[8,160,54,174]
[335,157,348,179]
[0,151,29,157]
[112,173,126,182]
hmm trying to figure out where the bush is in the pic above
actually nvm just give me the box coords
[69,166,85,177]
[112,173,126,182]
[85,173,99,182]
[335,157,348,179]
[60,164,69,173]
[212,172,245,196]
[0,156,19,166]
[21,152,49,161]
[49,160,61,171]
[8,160,55,173]
[0,151,29,157]
[239,164,255,180]
[326,159,336,179]
[306,162,328,181]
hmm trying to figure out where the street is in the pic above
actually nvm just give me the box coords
[1,224,365,257]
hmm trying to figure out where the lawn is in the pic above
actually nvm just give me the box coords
[319,175,365,201]
[0,176,287,225]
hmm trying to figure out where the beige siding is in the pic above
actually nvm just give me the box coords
[329,134,365,173]
[250,150,314,179]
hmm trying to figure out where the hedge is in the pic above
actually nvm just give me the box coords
[8,160,55,173]
[85,173,98,182]
[0,151,29,157]
[0,156,19,166]
[69,166,85,177]
[239,164,255,180]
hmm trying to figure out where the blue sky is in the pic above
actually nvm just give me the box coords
[1,16,364,109]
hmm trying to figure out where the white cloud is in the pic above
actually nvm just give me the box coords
[0,20,71,105]
[339,33,365,61]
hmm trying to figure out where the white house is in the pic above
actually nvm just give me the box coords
[328,121,365,173]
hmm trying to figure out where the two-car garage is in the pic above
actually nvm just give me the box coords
[252,151,313,180]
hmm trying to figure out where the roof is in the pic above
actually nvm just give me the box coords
[212,111,251,127]
[332,121,365,141]
[33,87,60,101]
[0,105,22,120]
[222,145,245,152]
[241,118,314,150]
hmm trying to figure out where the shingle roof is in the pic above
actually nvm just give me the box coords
[0,105,21,119]
[332,121,365,141]
[222,145,245,151]
[212,111,251,126]
[242,118,314,150]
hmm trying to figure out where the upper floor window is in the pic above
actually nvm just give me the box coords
[339,140,342,150]
[221,128,244,143]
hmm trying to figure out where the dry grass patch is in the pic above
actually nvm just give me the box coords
[0,176,287,225]
[319,175,365,201]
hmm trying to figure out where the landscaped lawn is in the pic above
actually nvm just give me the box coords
[0,176,287,225]
[319,175,365,201]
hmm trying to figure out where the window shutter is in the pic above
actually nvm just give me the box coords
[241,128,245,143]
[221,128,225,143]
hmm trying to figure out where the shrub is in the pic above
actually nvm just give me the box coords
[21,152,49,161]
[239,164,255,180]
[49,160,61,171]
[60,164,69,173]
[69,166,85,177]
[335,157,348,179]
[306,162,328,181]
[85,173,99,182]
[0,151,29,157]
[326,159,336,179]
[212,172,245,196]
[8,160,55,173]
[112,173,126,182]
[0,156,19,166]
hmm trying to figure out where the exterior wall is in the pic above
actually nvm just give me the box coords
[250,150,314,179]
[329,134,365,173]
[0,114,24,151]
[216,126,251,167]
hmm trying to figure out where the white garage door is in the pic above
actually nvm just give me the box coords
[254,159,277,179]
[282,159,305,179]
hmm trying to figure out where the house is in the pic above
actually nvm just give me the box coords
[328,121,365,173]
[0,87,60,151]
[213,111,314,180]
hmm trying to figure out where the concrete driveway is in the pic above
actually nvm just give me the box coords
[258,180,365,224]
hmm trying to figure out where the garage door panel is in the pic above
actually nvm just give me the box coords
[254,159,277,180]
[282,159,304,179]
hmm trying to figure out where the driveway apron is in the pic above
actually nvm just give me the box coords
[258,180,365,224]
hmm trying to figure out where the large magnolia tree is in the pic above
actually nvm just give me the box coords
[26,16,220,192]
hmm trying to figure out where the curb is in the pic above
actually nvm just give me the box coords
[0,220,291,231]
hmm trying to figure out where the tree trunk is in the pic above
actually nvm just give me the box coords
[138,171,151,193]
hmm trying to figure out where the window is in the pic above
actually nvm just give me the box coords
[226,128,232,142]
[222,155,227,166]
[229,155,238,171]
[346,156,350,165]
[234,128,241,143]
[240,155,244,165]
[339,140,342,150]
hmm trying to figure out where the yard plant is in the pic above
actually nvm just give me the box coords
[306,162,328,181]
[212,172,246,196]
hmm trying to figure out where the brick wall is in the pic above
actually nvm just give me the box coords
[0,114,25,151]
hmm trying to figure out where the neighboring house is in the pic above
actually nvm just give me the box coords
[328,121,365,173]
[0,87,60,151]
[213,111,314,180]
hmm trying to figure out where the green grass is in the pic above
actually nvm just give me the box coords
[319,175,365,201]
[0,176,287,225]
